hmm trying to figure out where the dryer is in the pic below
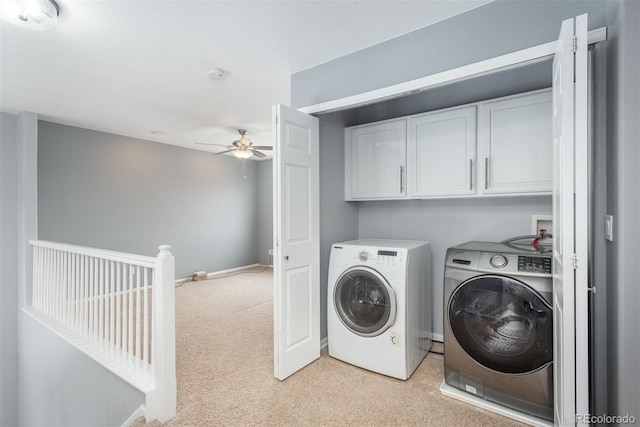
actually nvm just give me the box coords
[443,241,553,421]
[327,239,432,380]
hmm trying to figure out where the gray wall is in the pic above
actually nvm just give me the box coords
[605,0,640,420]
[38,121,260,279]
[258,160,273,266]
[292,0,606,109]
[318,112,360,340]
[20,314,145,426]
[0,112,19,427]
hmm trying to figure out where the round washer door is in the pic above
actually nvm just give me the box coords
[448,274,552,374]
[334,266,396,337]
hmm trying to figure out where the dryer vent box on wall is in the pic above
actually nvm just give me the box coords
[531,215,553,236]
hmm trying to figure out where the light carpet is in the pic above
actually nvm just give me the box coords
[133,267,524,426]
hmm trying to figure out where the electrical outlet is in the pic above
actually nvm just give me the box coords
[268,249,273,256]
[605,215,614,241]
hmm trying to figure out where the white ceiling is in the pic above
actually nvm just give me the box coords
[1,0,489,158]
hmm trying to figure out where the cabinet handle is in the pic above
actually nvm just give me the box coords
[400,165,404,193]
[469,159,473,190]
[484,157,489,190]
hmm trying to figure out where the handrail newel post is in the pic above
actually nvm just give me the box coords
[148,244,176,423]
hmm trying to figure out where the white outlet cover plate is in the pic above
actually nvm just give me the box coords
[605,215,614,241]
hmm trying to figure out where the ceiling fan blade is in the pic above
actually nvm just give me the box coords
[251,146,272,150]
[251,149,267,158]
[195,142,232,147]
[214,149,237,155]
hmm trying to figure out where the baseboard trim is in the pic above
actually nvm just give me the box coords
[207,263,262,279]
[430,332,444,343]
[121,405,146,427]
[321,336,328,349]
[176,263,271,283]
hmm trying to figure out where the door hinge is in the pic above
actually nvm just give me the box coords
[572,253,578,269]
[573,35,578,53]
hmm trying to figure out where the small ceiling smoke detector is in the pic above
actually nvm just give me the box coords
[208,68,227,81]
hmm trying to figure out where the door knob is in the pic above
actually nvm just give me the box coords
[284,255,289,260]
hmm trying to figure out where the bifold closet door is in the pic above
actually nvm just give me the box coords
[552,13,589,427]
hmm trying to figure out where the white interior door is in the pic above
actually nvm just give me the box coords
[272,104,320,381]
[552,14,589,426]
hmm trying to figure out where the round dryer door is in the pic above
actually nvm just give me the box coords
[334,266,396,337]
[448,274,552,374]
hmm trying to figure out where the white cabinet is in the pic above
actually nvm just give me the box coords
[345,119,406,200]
[407,106,476,197]
[477,90,553,195]
[344,89,552,201]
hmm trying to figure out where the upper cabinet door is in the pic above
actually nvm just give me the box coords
[477,90,553,195]
[407,106,476,197]
[345,119,407,200]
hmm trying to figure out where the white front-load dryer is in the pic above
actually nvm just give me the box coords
[327,239,432,380]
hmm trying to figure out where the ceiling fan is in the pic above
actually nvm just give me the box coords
[196,129,271,159]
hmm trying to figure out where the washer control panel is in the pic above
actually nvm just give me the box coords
[347,248,403,267]
[478,252,552,276]
[376,250,399,266]
[518,255,552,274]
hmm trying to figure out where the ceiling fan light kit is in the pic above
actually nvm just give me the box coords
[195,129,272,159]
[1,0,60,31]
[233,150,254,159]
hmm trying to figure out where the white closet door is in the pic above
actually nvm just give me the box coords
[552,14,589,426]
[273,104,320,381]
[407,106,476,197]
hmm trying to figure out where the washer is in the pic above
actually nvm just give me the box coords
[327,239,432,380]
[443,241,553,421]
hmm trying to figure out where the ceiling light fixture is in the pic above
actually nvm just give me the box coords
[1,0,60,31]
[232,150,253,159]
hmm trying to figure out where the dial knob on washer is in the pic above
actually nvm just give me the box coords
[359,251,368,261]
[490,254,508,269]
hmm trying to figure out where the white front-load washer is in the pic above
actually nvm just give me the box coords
[327,239,432,380]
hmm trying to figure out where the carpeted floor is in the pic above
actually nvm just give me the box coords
[133,267,523,426]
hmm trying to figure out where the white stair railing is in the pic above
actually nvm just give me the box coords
[28,240,176,423]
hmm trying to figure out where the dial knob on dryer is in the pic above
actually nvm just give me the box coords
[359,251,368,261]
[490,254,508,269]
